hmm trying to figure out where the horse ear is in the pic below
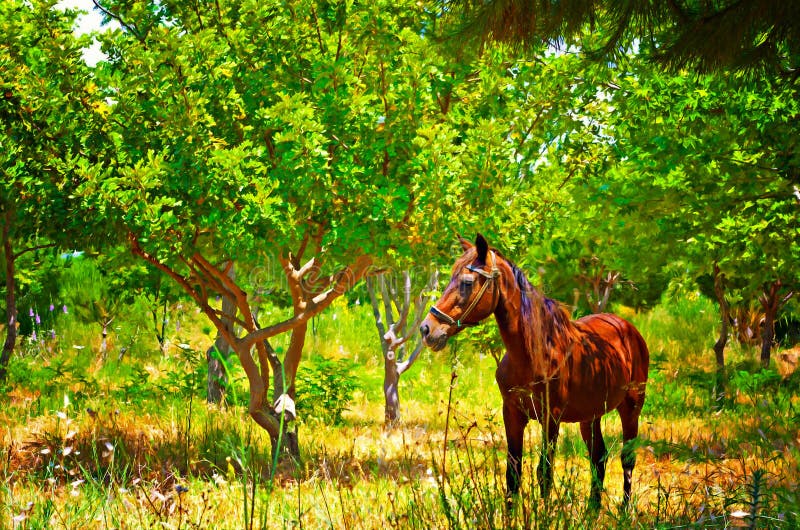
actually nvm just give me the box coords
[458,234,473,251]
[475,233,489,262]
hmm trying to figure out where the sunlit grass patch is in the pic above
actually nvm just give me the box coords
[2,398,797,529]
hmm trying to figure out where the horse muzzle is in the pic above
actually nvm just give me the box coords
[420,317,449,351]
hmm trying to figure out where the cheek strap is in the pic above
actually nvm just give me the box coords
[429,251,500,329]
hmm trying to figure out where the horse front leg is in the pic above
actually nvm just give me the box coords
[537,416,560,501]
[503,400,528,501]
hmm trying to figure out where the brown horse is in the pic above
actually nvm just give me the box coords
[420,234,649,508]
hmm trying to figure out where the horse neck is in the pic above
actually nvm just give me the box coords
[494,272,577,378]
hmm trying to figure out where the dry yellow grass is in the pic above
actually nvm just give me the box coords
[2,381,797,529]
[776,346,800,379]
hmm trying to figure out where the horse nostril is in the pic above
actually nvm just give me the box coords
[420,324,430,338]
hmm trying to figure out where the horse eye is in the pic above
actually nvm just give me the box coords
[459,275,474,297]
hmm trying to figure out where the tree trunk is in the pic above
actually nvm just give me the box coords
[384,350,401,423]
[712,264,729,370]
[758,280,794,369]
[282,322,307,399]
[710,264,729,406]
[367,275,400,423]
[759,286,778,370]
[208,265,236,404]
[269,323,307,460]
[206,342,229,404]
[0,216,17,382]
[760,309,776,369]
[100,322,109,361]
[153,297,169,355]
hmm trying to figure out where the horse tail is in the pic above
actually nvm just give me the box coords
[628,322,650,391]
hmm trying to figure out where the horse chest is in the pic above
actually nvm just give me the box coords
[495,356,567,415]
[495,351,628,422]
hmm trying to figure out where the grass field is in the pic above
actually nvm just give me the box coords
[1,292,798,529]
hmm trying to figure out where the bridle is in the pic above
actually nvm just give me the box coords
[429,251,501,329]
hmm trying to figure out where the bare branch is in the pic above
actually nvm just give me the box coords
[280,254,308,311]
[185,255,228,301]
[380,274,395,329]
[393,271,413,333]
[211,307,247,330]
[397,341,425,376]
[311,255,372,304]
[295,257,318,281]
[309,5,326,55]
[293,242,306,269]
[243,255,372,349]
[128,233,238,347]
[366,276,387,341]
[781,290,795,307]
[192,254,245,301]
[92,0,144,41]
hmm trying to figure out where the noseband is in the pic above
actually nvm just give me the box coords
[429,251,501,329]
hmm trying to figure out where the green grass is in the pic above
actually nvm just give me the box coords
[1,290,799,528]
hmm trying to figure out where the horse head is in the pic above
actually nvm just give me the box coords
[420,233,502,351]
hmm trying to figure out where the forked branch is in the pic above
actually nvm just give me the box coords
[242,255,372,349]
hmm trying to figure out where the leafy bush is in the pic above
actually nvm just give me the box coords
[729,368,783,395]
[630,287,718,369]
[642,368,715,417]
[157,345,206,398]
[294,355,361,425]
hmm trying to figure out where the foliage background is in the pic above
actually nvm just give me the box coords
[1,0,799,527]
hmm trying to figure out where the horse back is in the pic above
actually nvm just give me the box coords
[575,313,650,386]
[551,313,650,421]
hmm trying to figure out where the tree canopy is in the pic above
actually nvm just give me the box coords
[445,0,800,73]
[1,0,106,379]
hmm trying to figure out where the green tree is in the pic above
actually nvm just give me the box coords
[445,0,800,73]
[0,0,106,381]
[496,48,799,372]
[603,61,800,369]
[79,0,492,454]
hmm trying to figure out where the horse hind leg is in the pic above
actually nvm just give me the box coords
[617,391,645,507]
[579,418,607,509]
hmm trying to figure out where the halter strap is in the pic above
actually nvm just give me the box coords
[429,251,500,329]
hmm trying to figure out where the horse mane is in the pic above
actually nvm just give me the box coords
[450,246,580,371]
[498,252,580,370]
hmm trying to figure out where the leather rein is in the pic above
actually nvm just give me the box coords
[429,251,501,329]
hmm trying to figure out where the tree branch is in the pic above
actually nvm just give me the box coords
[380,275,395,330]
[397,341,425,375]
[188,254,237,301]
[92,0,144,41]
[13,242,57,260]
[128,233,239,347]
[242,255,372,349]
[366,276,387,342]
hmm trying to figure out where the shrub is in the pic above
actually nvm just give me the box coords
[294,355,361,425]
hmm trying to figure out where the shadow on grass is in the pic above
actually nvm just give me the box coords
[3,404,448,489]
